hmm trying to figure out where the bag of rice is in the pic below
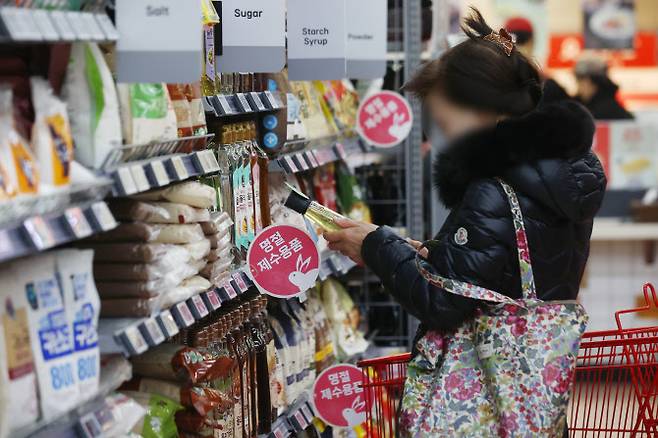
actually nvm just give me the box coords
[0,265,39,435]
[62,42,122,169]
[109,199,210,224]
[77,242,185,263]
[118,83,177,145]
[55,249,100,402]
[133,181,216,209]
[10,254,80,421]
[30,77,74,188]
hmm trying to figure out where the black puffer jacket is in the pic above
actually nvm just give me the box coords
[361,101,607,336]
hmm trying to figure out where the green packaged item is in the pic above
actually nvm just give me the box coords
[140,394,183,438]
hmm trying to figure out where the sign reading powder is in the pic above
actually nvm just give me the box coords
[116,0,202,83]
[287,0,346,80]
[346,0,387,79]
[217,0,285,73]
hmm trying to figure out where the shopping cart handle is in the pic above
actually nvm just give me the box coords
[614,282,657,330]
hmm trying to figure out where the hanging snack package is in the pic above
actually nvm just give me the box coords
[166,84,193,138]
[10,253,80,421]
[0,86,38,198]
[124,392,181,438]
[118,83,178,145]
[0,266,39,435]
[30,77,74,188]
[55,249,100,401]
[63,42,122,169]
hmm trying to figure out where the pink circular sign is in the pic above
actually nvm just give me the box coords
[356,90,413,148]
[312,364,369,428]
[247,224,320,298]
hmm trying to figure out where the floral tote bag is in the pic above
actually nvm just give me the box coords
[399,179,588,438]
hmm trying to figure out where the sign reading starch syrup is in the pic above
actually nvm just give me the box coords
[246,225,319,298]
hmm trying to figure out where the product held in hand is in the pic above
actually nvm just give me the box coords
[284,184,347,231]
[247,224,320,298]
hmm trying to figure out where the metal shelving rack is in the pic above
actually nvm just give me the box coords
[348,0,426,350]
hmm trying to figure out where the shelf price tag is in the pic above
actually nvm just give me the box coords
[23,216,55,250]
[94,13,119,40]
[283,156,298,174]
[302,404,314,420]
[66,11,92,40]
[89,202,118,232]
[203,290,222,311]
[115,166,138,195]
[223,281,238,299]
[120,325,149,356]
[172,301,196,327]
[248,92,267,111]
[167,156,190,180]
[156,310,180,337]
[293,410,309,429]
[32,10,60,41]
[130,164,151,193]
[139,318,166,346]
[81,12,105,41]
[146,160,170,187]
[306,151,320,168]
[188,295,209,319]
[293,153,309,171]
[64,207,93,239]
[193,150,220,174]
[235,93,254,113]
[216,95,234,115]
[1,7,42,41]
[233,272,249,292]
[49,10,76,41]
[262,91,280,109]
[334,143,347,160]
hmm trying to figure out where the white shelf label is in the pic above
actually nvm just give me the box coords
[64,207,93,239]
[233,272,248,292]
[189,295,209,319]
[296,153,310,171]
[94,13,119,41]
[236,93,253,113]
[32,10,60,41]
[90,202,118,231]
[49,10,76,41]
[249,92,267,111]
[284,156,298,173]
[194,150,220,174]
[81,12,105,41]
[23,216,55,250]
[116,166,138,195]
[66,11,92,40]
[170,156,189,180]
[141,318,165,345]
[1,7,42,41]
[122,325,148,355]
[173,301,196,327]
[307,152,320,168]
[130,164,151,193]
[149,160,170,187]
[263,91,279,109]
[223,281,238,299]
[204,290,222,311]
[217,95,233,115]
[157,310,180,337]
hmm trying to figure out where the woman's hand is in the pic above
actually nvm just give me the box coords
[406,238,429,258]
[323,218,378,265]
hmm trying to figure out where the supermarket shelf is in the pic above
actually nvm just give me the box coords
[100,136,221,197]
[204,91,284,117]
[0,7,118,43]
[99,268,253,356]
[14,356,132,438]
[0,184,117,263]
[319,250,358,281]
[591,218,658,241]
[269,393,317,438]
[270,136,364,174]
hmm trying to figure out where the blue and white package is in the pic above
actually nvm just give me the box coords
[55,249,100,402]
[11,253,80,420]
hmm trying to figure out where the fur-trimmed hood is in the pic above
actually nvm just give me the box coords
[434,101,607,221]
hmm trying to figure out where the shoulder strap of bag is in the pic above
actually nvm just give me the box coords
[414,178,537,304]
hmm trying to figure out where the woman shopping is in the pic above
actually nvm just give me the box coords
[324,8,606,438]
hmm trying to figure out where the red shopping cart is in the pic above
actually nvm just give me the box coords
[357,283,658,437]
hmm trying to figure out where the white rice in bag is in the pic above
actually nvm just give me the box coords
[55,249,100,402]
[11,254,80,420]
[0,265,39,435]
[133,181,217,209]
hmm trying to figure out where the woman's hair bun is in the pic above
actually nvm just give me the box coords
[461,7,494,40]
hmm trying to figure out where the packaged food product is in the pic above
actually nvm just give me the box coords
[11,253,80,420]
[98,393,147,437]
[30,77,74,188]
[134,181,217,209]
[93,258,199,282]
[182,239,211,261]
[92,223,205,244]
[159,275,211,308]
[0,265,39,434]
[199,258,233,285]
[96,279,171,299]
[118,83,178,145]
[166,84,193,137]
[125,391,182,438]
[111,200,210,224]
[183,83,208,136]
[0,86,38,198]
[82,242,190,263]
[321,279,369,359]
[63,42,122,169]
[199,211,232,235]
[55,249,100,402]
